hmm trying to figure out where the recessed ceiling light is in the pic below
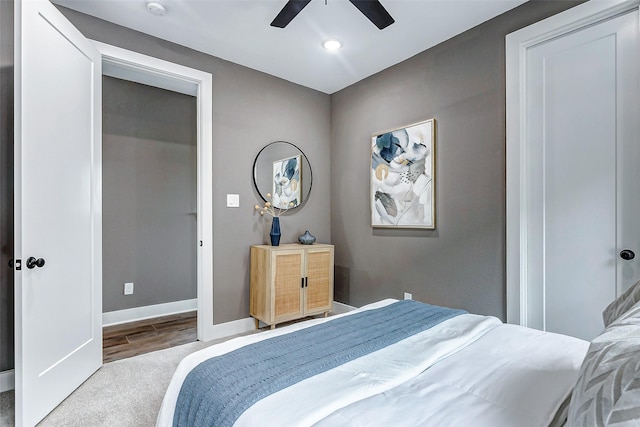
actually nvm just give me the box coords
[323,40,342,52]
[146,1,167,16]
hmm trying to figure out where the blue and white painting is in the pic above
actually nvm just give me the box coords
[371,119,435,228]
[273,155,302,209]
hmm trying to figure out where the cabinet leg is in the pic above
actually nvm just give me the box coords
[270,324,276,330]
[324,311,328,318]
[254,318,259,330]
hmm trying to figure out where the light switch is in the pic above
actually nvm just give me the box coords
[226,194,240,208]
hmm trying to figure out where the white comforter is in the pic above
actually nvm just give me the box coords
[157,299,588,427]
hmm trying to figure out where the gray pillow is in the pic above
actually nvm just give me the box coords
[602,279,640,327]
[567,301,640,426]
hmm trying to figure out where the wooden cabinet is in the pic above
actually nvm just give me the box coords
[250,243,334,329]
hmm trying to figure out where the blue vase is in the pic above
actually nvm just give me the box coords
[270,217,281,246]
[298,230,316,245]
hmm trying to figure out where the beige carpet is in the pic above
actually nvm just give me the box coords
[0,388,14,426]
[0,331,257,426]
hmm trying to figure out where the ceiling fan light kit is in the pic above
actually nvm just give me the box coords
[323,40,342,51]
[271,0,394,30]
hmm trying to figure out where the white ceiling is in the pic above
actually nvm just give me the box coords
[53,0,528,94]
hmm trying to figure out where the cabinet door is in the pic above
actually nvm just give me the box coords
[304,248,333,314]
[273,250,304,322]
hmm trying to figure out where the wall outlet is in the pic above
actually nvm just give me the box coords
[403,292,412,300]
[124,282,134,295]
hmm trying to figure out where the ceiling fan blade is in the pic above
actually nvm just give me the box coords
[271,0,312,28]
[348,0,395,30]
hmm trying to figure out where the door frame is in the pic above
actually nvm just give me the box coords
[94,42,215,341]
[505,0,640,326]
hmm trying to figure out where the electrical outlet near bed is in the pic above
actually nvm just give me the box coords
[124,282,134,295]
[404,292,412,300]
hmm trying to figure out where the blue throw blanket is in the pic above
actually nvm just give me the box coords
[173,300,466,427]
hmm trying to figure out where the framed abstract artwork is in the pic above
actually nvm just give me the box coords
[371,118,435,229]
[272,154,302,209]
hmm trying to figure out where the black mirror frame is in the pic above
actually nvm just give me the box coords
[252,141,313,209]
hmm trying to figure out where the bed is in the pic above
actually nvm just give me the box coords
[157,291,640,427]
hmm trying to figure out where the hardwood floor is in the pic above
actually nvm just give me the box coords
[102,311,330,363]
[103,311,197,363]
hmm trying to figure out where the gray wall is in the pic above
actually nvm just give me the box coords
[330,0,583,319]
[102,76,197,312]
[0,0,14,372]
[57,6,332,324]
[0,0,585,371]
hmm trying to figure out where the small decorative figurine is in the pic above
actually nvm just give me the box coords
[298,230,316,245]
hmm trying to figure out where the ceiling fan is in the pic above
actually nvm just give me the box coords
[271,0,395,30]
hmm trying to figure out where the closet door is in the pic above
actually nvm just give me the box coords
[14,1,102,425]
[526,10,639,341]
[510,8,639,341]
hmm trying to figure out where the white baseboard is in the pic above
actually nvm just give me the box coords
[0,369,14,392]
[332,301,357,314]
[201,317,256,342]
[102,298,197,327]
[200,301,356,342]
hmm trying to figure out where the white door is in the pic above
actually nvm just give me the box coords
[14,1,102,425]
[516,9,639,340]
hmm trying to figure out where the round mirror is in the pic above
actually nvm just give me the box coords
[253,141,312,210]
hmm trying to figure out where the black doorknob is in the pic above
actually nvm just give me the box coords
[620,249,635,261]
[26,257,45,269]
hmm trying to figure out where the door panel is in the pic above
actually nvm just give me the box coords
[525,11,638,340]
[615,8,640,296]
[15,1,102,425]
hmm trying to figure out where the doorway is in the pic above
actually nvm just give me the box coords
[101,76,198,362]
[506,0,640,340]
[95,41,215,344]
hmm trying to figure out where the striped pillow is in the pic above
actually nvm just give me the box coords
[602,280,640,327]
[567,301,640,426]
